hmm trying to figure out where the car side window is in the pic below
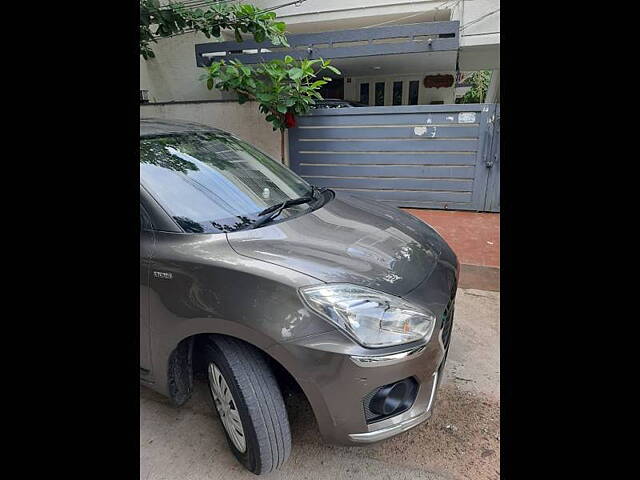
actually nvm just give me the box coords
[140,204,153,231]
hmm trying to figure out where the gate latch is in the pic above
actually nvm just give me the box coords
[486,114,500,168]
[482,128,494,168]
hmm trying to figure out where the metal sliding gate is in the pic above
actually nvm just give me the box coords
[289,104,500,212]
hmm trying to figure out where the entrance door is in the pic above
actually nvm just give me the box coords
[140,205,155,374]
[318,77,344,100]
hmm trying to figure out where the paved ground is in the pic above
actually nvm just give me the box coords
[403,210,500,291]
[140,287,499,480]
[401,210,500,269]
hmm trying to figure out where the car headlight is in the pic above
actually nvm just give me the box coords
[299,283,436,348]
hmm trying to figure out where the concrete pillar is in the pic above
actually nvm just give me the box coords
[485,69,500,103]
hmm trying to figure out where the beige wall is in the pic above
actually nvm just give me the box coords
[140,101,286,164]
[250,0,449,32]
[451,0,500,48]
[251,0,499,44]
[140,31,233,103]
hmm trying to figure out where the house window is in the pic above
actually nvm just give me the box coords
[408,81,419,105]
[392,81,403,105]
[359,83,370,105]
[375,82,385,106]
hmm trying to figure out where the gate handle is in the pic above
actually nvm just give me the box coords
[482,128,494,168]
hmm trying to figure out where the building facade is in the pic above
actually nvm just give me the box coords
[140,0,500,105]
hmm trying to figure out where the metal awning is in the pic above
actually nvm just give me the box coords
[195,21,459,67]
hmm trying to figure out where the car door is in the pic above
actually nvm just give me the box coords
[140,204,155,376]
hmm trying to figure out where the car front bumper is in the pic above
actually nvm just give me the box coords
[270,323,451,445]
[347,362,441,443]
[268,255,457,446]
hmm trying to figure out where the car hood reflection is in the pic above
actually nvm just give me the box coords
[226,193,445,296]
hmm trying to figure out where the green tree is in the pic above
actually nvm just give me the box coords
[200,56,340,162]
[457,70,492,104]
[140,1,339,164]
[140,0,288,60]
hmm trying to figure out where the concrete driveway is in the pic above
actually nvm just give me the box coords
[140,288,499,480]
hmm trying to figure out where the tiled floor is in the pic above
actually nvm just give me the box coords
[403,209,500,267]
[403,209,500,291]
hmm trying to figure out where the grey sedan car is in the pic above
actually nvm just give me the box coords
[140,118,459,475]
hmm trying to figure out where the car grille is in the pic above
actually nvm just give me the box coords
[441,285,457,349]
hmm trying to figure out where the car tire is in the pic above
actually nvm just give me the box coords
[203,336,292,475]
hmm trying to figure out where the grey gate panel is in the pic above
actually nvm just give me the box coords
[289,104,500,211]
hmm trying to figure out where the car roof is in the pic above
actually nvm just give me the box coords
[140,117,226,137]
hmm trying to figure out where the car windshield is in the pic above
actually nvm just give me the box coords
[140,131,316,233]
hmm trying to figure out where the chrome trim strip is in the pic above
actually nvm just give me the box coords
[424,370,439,414]
[349,345,426,367]
[348,371,438,443]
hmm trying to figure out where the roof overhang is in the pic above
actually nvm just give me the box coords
[458,44,500,71]
[195,21,460,68]
[328,50,458,77]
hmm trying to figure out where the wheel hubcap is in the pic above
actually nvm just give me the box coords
[208,363,246,453]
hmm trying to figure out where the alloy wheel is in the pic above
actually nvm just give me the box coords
[208,362,247,453]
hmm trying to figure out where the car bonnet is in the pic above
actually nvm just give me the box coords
[225,192,446,297]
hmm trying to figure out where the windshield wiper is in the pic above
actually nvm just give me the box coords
[309,185,328,199]
[251,195,315,229]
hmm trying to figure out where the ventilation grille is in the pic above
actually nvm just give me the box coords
[441,284,457,349]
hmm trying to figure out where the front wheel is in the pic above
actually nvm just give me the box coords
[203,336,292,475]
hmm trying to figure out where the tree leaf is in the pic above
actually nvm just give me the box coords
[254,29,266,43]
[288,67,304,80]
[256,92,273,102]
